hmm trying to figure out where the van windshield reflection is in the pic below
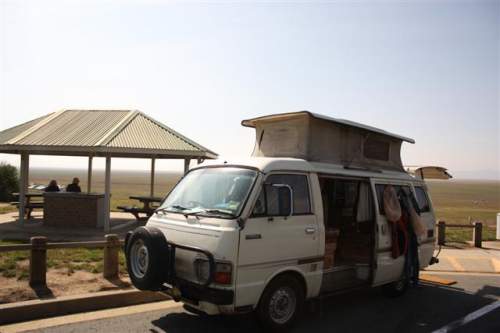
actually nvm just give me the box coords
[160,167,257,218]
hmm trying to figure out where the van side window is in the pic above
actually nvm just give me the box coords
[252,174,311,216]
[375,184,412,215]
[364,138,390,161]
[252,189,266,216]
[414,186,430,212]
[267,174,311,215]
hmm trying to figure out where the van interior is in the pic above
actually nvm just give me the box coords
[319,176,375,292]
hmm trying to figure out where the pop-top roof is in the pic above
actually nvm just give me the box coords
[0,110,217,159]
[242,111,415,144]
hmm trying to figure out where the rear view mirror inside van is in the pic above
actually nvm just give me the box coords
[264,183,293,217]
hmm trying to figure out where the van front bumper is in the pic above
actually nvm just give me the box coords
[162,281,234,306]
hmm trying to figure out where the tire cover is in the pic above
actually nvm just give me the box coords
[126,227,169,291]
[383,185,402,222]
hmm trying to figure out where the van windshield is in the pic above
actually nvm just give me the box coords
[159,167,258,218]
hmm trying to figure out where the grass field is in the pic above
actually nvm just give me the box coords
[426,180,499,242]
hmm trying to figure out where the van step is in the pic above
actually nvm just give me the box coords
[320,266,367,293]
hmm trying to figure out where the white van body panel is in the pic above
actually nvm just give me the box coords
[146,215,239,286]
[236,172,323,306]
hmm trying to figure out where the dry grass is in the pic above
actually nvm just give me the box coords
[0,240,127,280]
[426,180,499,242]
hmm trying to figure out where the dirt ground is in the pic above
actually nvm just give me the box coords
[0,268,131,304]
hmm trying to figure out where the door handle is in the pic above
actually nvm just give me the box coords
[305,227,316,234]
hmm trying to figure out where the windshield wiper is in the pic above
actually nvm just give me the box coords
[168,205,189,211]
[202,209,236,218]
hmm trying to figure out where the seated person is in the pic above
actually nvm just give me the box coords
[66,177,82,193]
[45,180,60,192]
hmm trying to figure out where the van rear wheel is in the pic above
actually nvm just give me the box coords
[257,275,304,331]
[382,278,408,297]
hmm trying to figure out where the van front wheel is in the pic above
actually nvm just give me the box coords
[257,275,304,331]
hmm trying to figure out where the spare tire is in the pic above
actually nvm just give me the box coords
[126,226,169,291]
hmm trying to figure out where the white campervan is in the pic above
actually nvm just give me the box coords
[125,112,449,330]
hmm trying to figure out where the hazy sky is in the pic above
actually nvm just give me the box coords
[0,0,499,179]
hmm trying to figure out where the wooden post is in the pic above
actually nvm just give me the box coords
[150,158,156,197]
[87,156,93,193]
[437,221,446,245]
[18,153,29,225]
[473,222,482,248]
[184,158,191,175]
[103,234,120,279]
[104,156,111,233]
[29,236,47,287]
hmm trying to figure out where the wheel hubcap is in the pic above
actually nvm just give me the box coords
[130,239,149,278]
[268,286,297,324]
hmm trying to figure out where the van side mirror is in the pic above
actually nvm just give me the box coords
[264,183,293,217]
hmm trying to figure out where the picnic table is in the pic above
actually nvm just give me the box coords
[10,192,44,218]
[117,195,163,220]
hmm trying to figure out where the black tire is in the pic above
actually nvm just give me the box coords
[125,226,169,291]
[382,278,408,298]
[257,275,305,331]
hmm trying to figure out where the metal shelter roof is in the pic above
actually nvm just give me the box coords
[0,110,218,159]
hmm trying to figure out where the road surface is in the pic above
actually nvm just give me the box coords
[2,272,499,333]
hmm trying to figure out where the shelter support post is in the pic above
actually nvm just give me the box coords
[150,158,156,197]
[184,158,191,175]
[18,153,29,225]
[104,157,111,233]
[87,156,93,193]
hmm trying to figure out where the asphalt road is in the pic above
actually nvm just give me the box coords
[15,273,500,333]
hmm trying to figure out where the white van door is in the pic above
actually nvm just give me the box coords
[371,180,413,286]
[412,184,436,268]
[236,173,321,307]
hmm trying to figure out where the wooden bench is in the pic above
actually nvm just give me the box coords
[10,201,44,218]
[117,205,154,220]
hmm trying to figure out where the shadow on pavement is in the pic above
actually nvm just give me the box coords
[151,282,499,333]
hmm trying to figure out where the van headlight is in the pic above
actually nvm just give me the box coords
[194,259,232,285]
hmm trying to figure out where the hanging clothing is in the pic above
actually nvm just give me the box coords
[399,190,420,285]
[390,214,409,259]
